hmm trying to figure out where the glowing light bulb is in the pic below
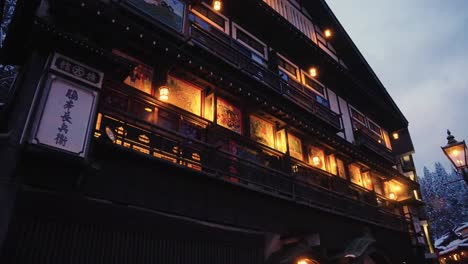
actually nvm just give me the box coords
[312,156,320,166]
[324,29,332,38]
[452,149,459,156]
[309,67,318,77]
[213,0,222,11]
[159,86,169,101]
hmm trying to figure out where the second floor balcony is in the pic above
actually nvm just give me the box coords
[92,82,409,232]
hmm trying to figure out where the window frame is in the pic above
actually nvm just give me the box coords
[287,133,304,161]
[277,53,300,81]
[366,118,383,138]
[249,114,276,149]
[165,75,203,116]
[232,23,268,60]
[191,2,230,33]
[301,69,326,98]
[349,106,367,128]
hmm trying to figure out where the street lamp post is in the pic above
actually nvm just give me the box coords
[441,130,468,185]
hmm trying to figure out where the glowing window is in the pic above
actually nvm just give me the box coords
[250,115,275,149]
[288,134,303,161]
[166,76,202,116]
[308,146,326,171]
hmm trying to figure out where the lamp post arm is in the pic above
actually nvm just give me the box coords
[445,169,468,186]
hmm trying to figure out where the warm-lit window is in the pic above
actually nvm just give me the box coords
[204,93,215,121]
[232,23,268,62]
[301,70,325,98]
[307,146,326,171]
[216,97,242,134]
[348,164,362,186]
[361,171,373,191]
[250,115,275,149]
[336,158,346,179]
[191,2,229,33]
[165,76,202,116]
[326,154,337,175]
[372,174,385,195]
[288,134,303,161]
[384,180,406,200]
[113,50,153,95]
[275,129,287,153]
[277,53,300,81]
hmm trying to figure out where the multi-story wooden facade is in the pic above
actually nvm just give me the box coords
[0,0,437,263]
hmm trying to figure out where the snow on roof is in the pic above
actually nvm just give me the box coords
[439,237,468,255]
[435,234,449,248]
[455,222,468,233]
[435,222,468,255]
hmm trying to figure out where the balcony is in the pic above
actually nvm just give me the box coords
[400,155,416,173]
[94,95,406,231]
[354,128,396,164]
[189,22,342,131]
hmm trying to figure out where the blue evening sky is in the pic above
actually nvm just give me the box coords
[326,0,468,175]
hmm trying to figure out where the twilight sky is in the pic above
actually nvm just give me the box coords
[326,0,468,175]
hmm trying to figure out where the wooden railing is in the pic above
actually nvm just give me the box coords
[189,22,342,131]
[354,128,396,164]
[262,0,315,42]
[94,105,405,231]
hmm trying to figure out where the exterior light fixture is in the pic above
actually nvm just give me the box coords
[442,130,467,169]
[297,259,319,264]
[392,132,399,140]
[324,29,332,38]
[441,130,468,185]
[312,156,321,166]
[213,0,222,11]
[159,86,170,101]
[144,107,153,112]
[309,67,318,77]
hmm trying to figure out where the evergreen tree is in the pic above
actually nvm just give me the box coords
[1,0,18,101]
[420,163,468,238]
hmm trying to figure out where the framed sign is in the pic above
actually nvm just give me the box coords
[31,75,99,157]
[50,53,104,89]
[125,0,186,32]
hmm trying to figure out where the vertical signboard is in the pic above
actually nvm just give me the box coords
[30,53,103,158]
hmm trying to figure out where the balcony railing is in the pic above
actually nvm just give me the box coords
[354,128,395,164]
[189,22,342,131]
[94,106,406,231]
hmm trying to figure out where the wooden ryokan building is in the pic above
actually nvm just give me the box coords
[0,0,437,263]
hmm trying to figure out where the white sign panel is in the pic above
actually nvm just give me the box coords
[32,75,98,157]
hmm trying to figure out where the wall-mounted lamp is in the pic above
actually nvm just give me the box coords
[312,156,321,167]
[213,0,222,11]
[393,132,399,140]
[309,67,318,77]
[159,86,170,101]
[297,258,319,264]
[324,29,332,39]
